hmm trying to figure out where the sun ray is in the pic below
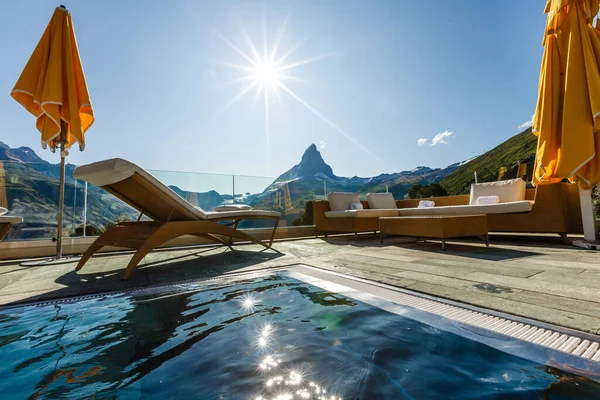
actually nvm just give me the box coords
[215,30,257,67]
[218,61,256,73]
[262,6,268,61]
[252,84,264,107]
[224,75,258,85]
[278,74,303,82]
[269,13,290,63]
[278,53,339,72]
[273,41,304,66]
[265,89,271,176]
[276,82,392,168]
[221,80,259,112]
[238,24,262,61]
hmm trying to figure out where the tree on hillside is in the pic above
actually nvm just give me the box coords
[408,183,448,199]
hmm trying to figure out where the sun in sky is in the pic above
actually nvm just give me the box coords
[216,17,386,175]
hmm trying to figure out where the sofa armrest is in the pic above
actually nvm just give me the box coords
[312,200,331,228]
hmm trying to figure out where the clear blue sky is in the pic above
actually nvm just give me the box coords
[1,0,546,179]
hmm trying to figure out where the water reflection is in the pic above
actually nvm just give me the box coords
[253,323,342,400]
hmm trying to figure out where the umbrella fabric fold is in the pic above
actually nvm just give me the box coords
[11,6,94,152]
[533,0,600,189]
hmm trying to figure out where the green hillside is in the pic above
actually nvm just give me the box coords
[440,128,538,195]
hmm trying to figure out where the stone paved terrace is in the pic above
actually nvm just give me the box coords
[1,234,599,335]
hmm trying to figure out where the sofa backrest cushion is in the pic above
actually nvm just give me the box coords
[366,193,397,209]
[327,192,360,211]
[469,178,526,205]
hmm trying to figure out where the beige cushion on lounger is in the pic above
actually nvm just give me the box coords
[399,200,533,216]
[205,210,280,219]
[325,209,400,218]
[213,204,253,212]
[327,192,360,211]
[366,193,397,209]
[0,215,23,224]
[469,178,526,205]
[0,207,7,216]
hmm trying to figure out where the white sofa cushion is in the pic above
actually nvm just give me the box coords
[366,193,397,209]
[399,201,533,216]
[475,195,499,205]
[213,204,253,212]
[327,192,360,211]
[349,202,363,210]
[469,178,526,205]
[325,209,400,219]
[418,200,435,208]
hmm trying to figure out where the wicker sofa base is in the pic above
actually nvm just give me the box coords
[379,215,489,250]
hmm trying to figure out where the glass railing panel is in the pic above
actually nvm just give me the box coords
[0,160,80,240]
[244,175,322,227]
[147,169,235,210]
[79,182,139,236]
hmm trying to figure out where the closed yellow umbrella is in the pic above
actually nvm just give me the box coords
[11,5,94,259]
[533,0,600,243]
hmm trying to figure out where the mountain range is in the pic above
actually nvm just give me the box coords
[0,127,537,238]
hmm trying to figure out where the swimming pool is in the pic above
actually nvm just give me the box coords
[0,267,598,399]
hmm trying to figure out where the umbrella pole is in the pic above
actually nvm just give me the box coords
[56,139,66,259]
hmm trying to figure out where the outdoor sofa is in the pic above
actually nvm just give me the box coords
[72,158,280,279]
[312,179,583,238]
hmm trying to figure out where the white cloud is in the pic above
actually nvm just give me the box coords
[319,140,326,149]
[416,138,428,146]
[430,130,454,146]
[518,114,534,130]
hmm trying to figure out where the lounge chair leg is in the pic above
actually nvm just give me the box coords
[355,232,358,240]
[441,239,446,251]
[75,242,105,271]
[266,217,279,248]
[0,224,11,241]
[380,233,385,244]
[227,220,242,246]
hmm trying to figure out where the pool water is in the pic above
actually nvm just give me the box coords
[0,273,598,399]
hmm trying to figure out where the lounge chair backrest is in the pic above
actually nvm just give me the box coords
[73,158,207,222]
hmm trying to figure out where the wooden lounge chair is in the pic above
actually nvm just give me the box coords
[0,215,23,241]
[72,158,280,279]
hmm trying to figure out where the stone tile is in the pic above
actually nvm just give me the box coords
[414,258,544,278]
[366,258,476,278]
[351,250,423,263]
[523,257,598,270]
[329,254,380,264]
[393,270,523,298]
[511,290,600,319]
[527,270,600,289]
[460,271,600,302]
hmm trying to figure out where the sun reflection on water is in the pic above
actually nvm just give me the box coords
[252,322,342,400]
